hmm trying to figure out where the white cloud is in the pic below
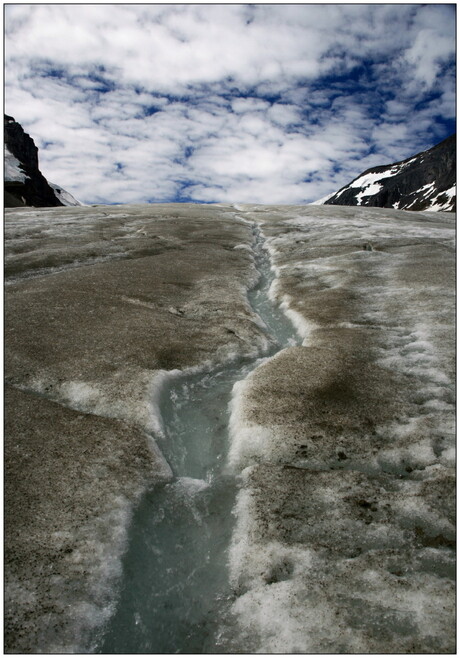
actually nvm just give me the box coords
[231,98,271,114]
[402,4,456,90]
[4,4,455,205]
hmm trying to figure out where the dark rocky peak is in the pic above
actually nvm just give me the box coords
[4,114,63,207]
[320,134,456,212]
[5,114,40,172]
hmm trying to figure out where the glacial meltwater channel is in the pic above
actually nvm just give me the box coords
[95,225,300,653]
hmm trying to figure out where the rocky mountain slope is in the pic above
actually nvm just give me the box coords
[317,134,456,212]
[4,115,82,207]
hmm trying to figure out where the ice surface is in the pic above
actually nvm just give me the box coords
[228,465,455,652]
[5,203,273,653]
[228,375,274,470]
[5,203,455,653]
[226,204,455,653]
[278,297,317,345]
[97,210,306,653]
[4,385,163,654]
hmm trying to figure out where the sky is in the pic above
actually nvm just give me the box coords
[4,3,456,205]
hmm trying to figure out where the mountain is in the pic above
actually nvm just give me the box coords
[316,134,456,212]
[4,115,82,208]
[48,182,82,207]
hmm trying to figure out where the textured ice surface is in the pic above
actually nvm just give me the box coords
[5,203,455,653]
[4,386,164,653]
[4,203,270,652]
[227,204,455,653]
[96,212,301,653]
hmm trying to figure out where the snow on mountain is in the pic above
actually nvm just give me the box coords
[4,144,29,183]
[49,182,83,207]
[309,191,336,205]
[316,135,456,212]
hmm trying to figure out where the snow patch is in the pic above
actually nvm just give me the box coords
[50,182,83,206]
[426,185,456,212]
[349,168,399,190]
[4,145,28,183]
[356,182,383,205]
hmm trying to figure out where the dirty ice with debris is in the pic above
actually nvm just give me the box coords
[4,203,455,654]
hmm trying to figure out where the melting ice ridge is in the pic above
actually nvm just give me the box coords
[94,223,301,653]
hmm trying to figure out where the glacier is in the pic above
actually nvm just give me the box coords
[4,202,455,653]
[225,204,455,653]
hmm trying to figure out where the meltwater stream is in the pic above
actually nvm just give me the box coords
[96,226,299,653]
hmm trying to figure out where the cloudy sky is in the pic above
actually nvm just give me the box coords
[5,3,456,205]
